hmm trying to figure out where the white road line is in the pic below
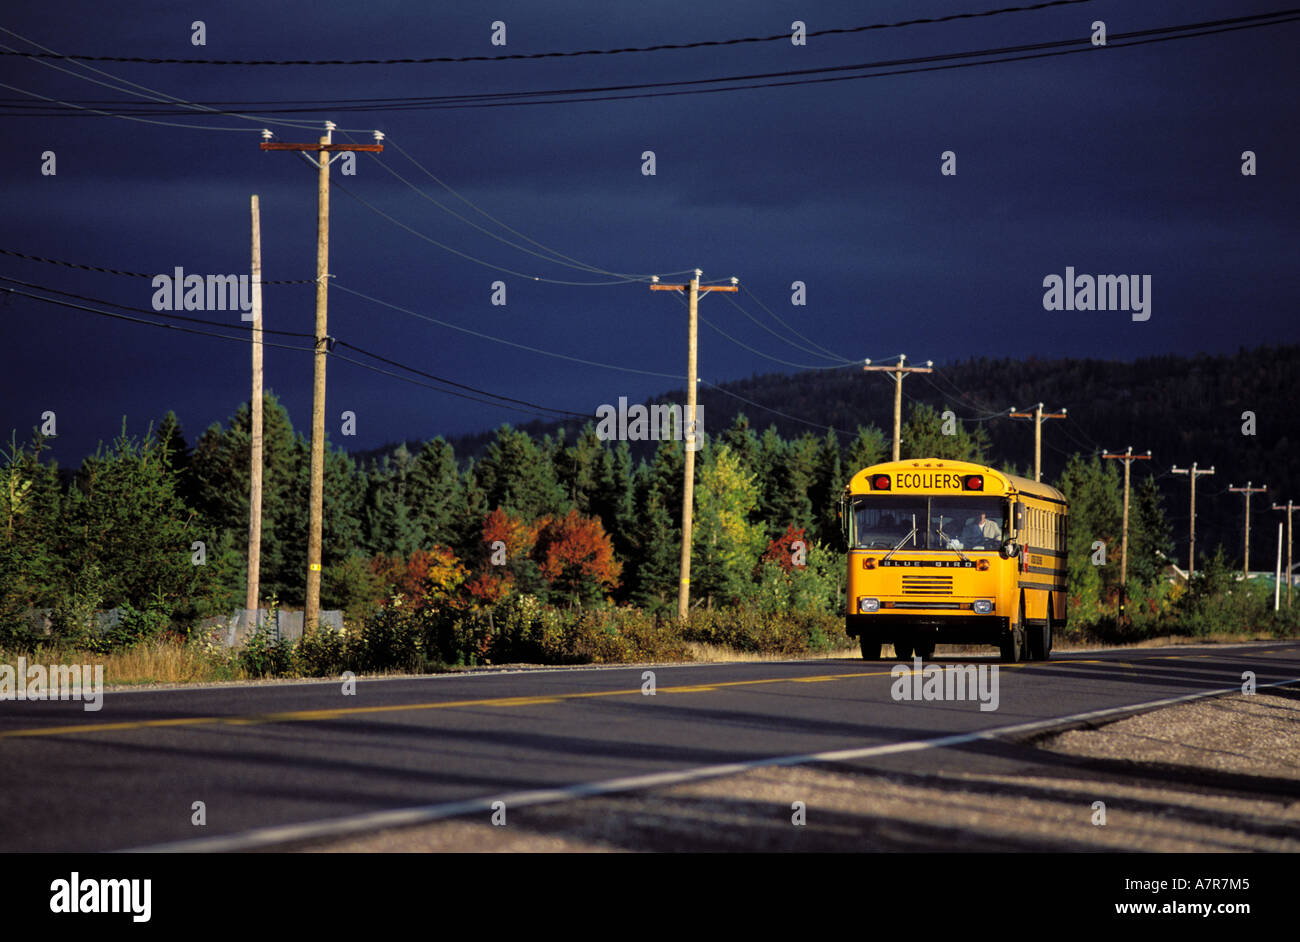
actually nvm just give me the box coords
[122,674,1300,853]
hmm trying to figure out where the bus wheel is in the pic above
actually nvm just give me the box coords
[1025,599,1053,661]
[894,640,914,660]
[913,640,935,660]
[1044,597,1055,659]
[1025,624,1044,661]
[859,637,882,660]
[999,627,1023,663]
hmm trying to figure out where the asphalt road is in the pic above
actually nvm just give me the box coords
[1,642,1298,852]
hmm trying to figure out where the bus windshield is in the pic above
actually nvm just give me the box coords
[851,496,1007,551]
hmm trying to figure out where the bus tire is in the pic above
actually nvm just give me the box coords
[1000,627,1023,663]
[1040,598,1055,661]
[859,636,882,660]
[1025,624,1044,661]
[894,640,914,660]
[1001,596,1026,662]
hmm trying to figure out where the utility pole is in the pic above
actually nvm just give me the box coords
[862,355,932,461]
[650,271,738,621]
[1170,462,1215,580]
[1008,402,1067,482]
[1272,500,1294,607]
[246,194,264,628]
[1275,522,1284,611]
[260,124,383,634]
[1227,482,1267,578]
[1102,446,1150,618]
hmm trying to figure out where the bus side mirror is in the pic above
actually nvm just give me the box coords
[1011,502,1024,537]
[1000,542,1021,560]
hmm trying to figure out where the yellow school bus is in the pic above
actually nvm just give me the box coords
[840,458,1068,662]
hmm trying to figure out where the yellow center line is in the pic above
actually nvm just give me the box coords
[0,669,894,739]
[0,655,1213,741]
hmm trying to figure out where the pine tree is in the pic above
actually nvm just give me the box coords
[408,437,463,549]
[1128,474,1175,589]
[189,392,303,604]
[476,425,567,520]
[809,429,843,545]
[61,424,197,616]
[721,413,760,471]
[361,448,423,558]
[900,403,990,462]
[557,423,604,514]
[0,434,64,627]
[627,442,683,609]
[592,440,636,570]
[845,425,888,476]
[1056,454,1123,624]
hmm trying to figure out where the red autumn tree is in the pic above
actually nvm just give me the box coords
[760,524,809,573]
[466,507,540,605]
[533,508,622,606]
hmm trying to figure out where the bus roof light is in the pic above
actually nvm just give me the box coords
[872,474,891,491]
[962,474,984,491]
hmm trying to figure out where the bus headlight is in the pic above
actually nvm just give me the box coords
[858,597,880,613]
[973,599,994,614]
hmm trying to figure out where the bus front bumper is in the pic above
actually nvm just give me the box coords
[845,613,1011,646]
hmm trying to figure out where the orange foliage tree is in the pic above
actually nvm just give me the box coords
[369,546,468,611]
[534,508,622,605]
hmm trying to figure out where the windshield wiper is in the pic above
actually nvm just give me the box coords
[934,524,971,562]
[881,524,918,562]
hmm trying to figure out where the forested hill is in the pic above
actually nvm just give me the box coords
[363,343,1299,571]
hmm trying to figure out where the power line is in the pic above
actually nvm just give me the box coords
[917,372,1013,421]
[7,11,1296,117]
[380,136,696,283]
[0,27,377,132]
[331,281,684,380]
[326,351,584,419]
[0,247,313,283]
[0,2,1097,66]
[738,284,848,363]
[0,275,316,338]
[720,293,854,364]
[0,79,265,131]
[665,287,853,370]
[331,339,587,418]
[328,172,650,286]
[0,278,585,419]
[699,313,858,371]
[346,134,681,284]
[699,380,857,440]
[1,283,316,351]
[391,12,1297,111]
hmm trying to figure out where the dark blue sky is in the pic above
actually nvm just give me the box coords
[2,0,1297,466]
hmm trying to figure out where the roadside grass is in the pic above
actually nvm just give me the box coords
[684,641,858,663]
[0,639,242,687]
[3,623,1293,689]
